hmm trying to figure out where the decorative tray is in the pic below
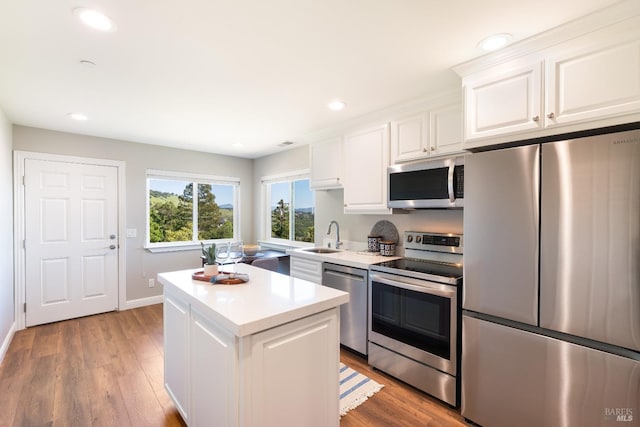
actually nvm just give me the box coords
[192,271,249,285]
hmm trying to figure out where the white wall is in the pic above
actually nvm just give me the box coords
[13,126,254,302]
[0,108,14,357]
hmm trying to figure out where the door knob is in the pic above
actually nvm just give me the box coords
[110,234,116,240]
[109,245,116,250]
[547,112,555,119]
[532,115,540,122]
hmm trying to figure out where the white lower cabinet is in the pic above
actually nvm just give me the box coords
[164,292,190,423]
[289,256,323,284]
[246,309,339,427]
[190,306,237,427]
[164,287,340,427]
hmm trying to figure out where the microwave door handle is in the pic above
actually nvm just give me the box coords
[448,163,455,203]
[371,274,455,299]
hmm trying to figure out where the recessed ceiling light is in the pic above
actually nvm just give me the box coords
[327,100,346,111]
[478,33,512,51]
[232,143,244,148]
[73,7,116,32]
[68,112,88,121]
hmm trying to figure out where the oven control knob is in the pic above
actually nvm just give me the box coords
[416,235,422,243]
[407,235,413,243]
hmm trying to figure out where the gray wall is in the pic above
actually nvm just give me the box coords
[0,109,14,353]
[13,126,254,302]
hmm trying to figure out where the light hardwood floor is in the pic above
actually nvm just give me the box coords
[0,305,467,426]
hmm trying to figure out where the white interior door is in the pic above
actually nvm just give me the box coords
[24,159,119,327]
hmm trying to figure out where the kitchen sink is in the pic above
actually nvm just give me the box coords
[301,247,340,254]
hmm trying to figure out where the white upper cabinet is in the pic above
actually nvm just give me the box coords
[463,60,543,142]
[456,11,640,149]
[310,137,342,190]
[430,103,464,156]
[544,24,640,128]
[391,103,463,163]
[342,123,391,214]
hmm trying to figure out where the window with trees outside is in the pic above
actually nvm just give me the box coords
[264,172,314,244]
[146,170,239,248]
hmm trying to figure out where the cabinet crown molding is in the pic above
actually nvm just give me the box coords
[452,0,640,77]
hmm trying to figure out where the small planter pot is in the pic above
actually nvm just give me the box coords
[203,263,218,277]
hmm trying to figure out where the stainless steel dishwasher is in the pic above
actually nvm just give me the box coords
[322,262,368,355]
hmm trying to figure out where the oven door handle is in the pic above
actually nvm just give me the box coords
[371,274,456,299]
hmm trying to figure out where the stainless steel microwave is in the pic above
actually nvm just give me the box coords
[387,156,464,209]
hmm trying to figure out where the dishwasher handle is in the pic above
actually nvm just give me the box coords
[323,268,367,283]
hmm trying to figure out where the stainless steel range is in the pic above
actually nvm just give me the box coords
[368,231,463,407]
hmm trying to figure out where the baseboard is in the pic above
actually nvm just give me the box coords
[0,322,17,366]
[122,295,164,310]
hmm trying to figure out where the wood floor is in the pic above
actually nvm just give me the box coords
[0,305,467,426]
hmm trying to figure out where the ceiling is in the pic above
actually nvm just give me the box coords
[0,0,624,158]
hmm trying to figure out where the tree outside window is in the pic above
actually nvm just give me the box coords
[148,175,237,245]
[268,178,314,243]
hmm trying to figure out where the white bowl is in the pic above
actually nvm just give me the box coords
[243,244,260,256]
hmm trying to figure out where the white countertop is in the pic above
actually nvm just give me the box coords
[287,247,401,269]
[158,263,349,337]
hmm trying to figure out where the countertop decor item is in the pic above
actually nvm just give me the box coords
[379,241,396,256]
[370,220,399,245]
[242,244,260,256]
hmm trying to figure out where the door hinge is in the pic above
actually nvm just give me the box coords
[23,303,26,313]
[22,175,25,186]
[23,239,25,250]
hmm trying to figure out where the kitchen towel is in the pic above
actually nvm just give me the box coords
[339,363,384,417]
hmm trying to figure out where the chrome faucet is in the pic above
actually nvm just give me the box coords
[327,220,343,249]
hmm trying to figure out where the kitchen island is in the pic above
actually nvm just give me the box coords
[158,263,349,427]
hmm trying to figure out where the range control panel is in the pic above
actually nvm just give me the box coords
[405,231,463,254]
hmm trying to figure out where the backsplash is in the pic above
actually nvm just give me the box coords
[315,189,463,252]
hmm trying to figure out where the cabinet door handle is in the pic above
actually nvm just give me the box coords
[430,147,435,151]
[423,148,427,152]
[532,115,539,122]
[547,112,555,119]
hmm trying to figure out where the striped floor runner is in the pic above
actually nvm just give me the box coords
[339,363,384,416]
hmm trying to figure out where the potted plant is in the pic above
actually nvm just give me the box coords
[201,242,218,276]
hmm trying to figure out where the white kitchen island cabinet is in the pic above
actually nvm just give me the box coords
[158,264,349,427]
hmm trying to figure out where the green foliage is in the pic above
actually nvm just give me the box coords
[271,199,289,239]
[149,183,233,243]
[271,199,314,243]
[201,242,217,264]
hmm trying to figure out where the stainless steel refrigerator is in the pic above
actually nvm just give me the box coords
[462,128,640,427]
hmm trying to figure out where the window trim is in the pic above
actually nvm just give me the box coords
[145,169,241,251]
[261,169,314,248]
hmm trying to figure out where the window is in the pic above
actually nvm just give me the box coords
[146,170,240,249]
[263,170,314,245]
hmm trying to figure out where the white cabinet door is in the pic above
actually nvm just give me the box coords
[430,104,463,156]
[343,123,391,214]
[289,256,323,284]
[164,292,190,423]
[545,36,640,128]
[190,306,237,427]
[248,308,340,427]
[390,112,429,163]
[310,137,343,190]
[463,60,543,141]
